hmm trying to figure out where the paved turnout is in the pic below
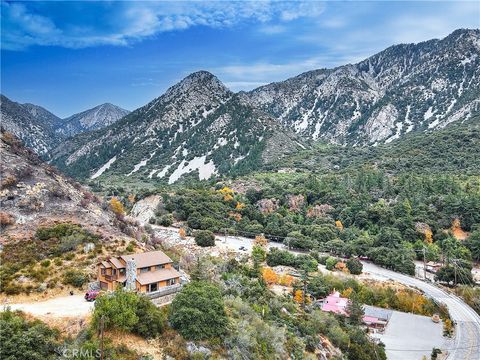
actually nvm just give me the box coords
[362,262,480,360]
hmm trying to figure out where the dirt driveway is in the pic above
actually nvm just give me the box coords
[6,295,94,317]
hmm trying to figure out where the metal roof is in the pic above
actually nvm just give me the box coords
[137,267,181,285]
[120,250,173,268]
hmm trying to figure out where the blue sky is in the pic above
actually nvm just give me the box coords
[1,1,479,117]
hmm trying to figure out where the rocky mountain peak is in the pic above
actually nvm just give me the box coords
[56,102,130,137]
[161,70,231,103]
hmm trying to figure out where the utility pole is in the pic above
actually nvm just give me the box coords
[454,260,457,286]
[100,315,105,360]
[423,247,427,280]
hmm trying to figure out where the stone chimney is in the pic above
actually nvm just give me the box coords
[125,257,137,291]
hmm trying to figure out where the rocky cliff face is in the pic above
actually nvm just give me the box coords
[0,95,60,156]
[247,29,480,145]
[51,71,305,183]
[0,131,127,240]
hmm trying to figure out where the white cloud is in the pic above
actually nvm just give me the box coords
[1,1,326,50]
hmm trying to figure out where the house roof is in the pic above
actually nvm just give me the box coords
[120,250,173,268]
[109,257,125,269]
[137,267,181,285]
[363,305,393,321]
[100,261,111,268]
[321,291,349,315]
[322,303,348,315]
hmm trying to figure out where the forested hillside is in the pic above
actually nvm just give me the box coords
[268,115,480,175]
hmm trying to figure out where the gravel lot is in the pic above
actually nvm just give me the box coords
[7,295,94,317]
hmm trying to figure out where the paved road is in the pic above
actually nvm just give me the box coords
[362,262,480,360]
[7,295,94,317]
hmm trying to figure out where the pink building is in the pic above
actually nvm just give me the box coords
[321,291,349,315]
[320,291,391,331]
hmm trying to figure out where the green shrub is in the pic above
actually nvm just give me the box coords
[54,258,63,266]
[325,257,338,271]
[125,243,135,252]
[346,258,363,275]
[36,223,81,240]
[0,310,60,359]
[63,269,88,288]
[92,289,166,338]
[157,214,174,227]
[40,260,51,268]
[169,281,227,340]
[194,230,215,247]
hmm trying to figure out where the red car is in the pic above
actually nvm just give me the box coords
[84,290,100,302]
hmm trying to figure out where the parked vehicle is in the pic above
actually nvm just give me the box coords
[84,290,100,302]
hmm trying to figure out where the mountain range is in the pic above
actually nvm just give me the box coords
[1,28,479,183]
[0,95,129,156]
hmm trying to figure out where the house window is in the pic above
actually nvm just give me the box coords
[148,283,158,292]
[140,267,150,274]
[167,278,176,286]
[156,265,165,270]
[119,268,126,275]
[112,269,117,275]
[101,268,106,275]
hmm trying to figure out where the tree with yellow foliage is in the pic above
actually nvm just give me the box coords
[294,289,304,304]
[293,289,311,305]
[218,186,234,202]
[110,197,125,217]
[262,267,278,285]
[179,228,187,239]
[396,290,428,315]
[341,287,353,298]
[254,234,268,248]
[335,220,344,230]
[228,212,242,221]
[235,202,245,210]
[278,274,293,287]
[425,228,433,244]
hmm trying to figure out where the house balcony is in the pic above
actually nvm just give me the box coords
[145,283,183,299]
[104,274,118,282]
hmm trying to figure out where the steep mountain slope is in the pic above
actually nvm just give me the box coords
[267,114,480,176]
[57,103,130,137]
[0,95,60,156]
[21,103,62,128]
[247,29,480,145]
[52,71,305,183]
[0,131,127,241]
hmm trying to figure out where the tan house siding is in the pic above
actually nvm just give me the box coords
[97,251,180,294]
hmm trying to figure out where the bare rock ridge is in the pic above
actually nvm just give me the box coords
[246,28,480,145]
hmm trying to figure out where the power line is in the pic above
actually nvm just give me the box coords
[385,344,480,352]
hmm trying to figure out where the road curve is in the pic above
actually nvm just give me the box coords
[362,261,480,360]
